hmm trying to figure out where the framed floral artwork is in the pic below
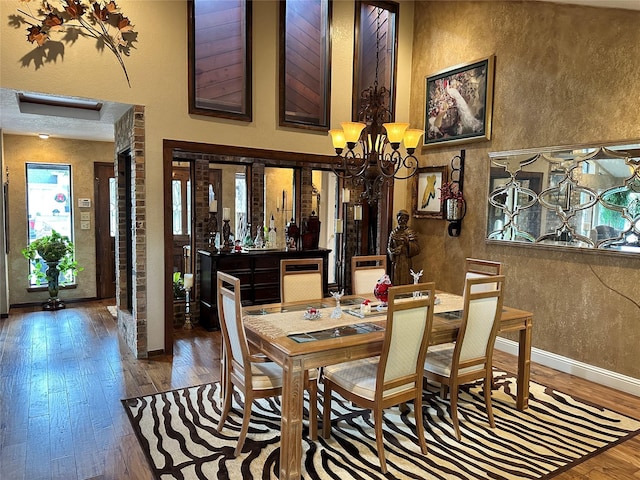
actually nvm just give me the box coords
[412,166,448,219]
[424,55,495,148]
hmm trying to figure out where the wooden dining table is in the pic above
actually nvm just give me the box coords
[243,292,533,480]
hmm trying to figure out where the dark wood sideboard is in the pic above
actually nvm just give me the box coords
[198,248,331,331]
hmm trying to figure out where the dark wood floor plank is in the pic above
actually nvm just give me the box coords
[1,300,639,479]
[50,455,78,480]
[48,390,74,461]
[0,441,26,480]
[25,413,51,479]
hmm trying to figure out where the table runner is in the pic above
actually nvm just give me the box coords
[243,292,464,339]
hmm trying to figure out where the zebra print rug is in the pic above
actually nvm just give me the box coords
[122,371,640,479]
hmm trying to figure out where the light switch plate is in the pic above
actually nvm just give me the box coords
[81,221,91,230]
[80,212,91,221]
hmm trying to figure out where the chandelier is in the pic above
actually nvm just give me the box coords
[329,9,423,204]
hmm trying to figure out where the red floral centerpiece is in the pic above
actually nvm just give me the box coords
[373,274,392,307]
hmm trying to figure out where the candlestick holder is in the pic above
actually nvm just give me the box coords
[183,287,193,330]
[221,219,233,252]
[335,231,344,291]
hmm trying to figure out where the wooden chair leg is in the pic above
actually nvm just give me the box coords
[234,395,253,457]
[414,392,428,455]
[440,383,449,398]
[217,381,233,432]
[322,382,333,439]
[484,373,495,429]
[450,384,461,441]
[374,408,387,474]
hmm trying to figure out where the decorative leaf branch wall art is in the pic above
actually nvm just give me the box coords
[9,0,138,86]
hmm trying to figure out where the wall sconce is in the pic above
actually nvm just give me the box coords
[445,150,465,237]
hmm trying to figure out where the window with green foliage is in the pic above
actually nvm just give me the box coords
[25,163,74,285]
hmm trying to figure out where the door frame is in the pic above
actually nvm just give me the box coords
[94,162,116,299]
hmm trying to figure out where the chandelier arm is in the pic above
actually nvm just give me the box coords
[378,149,402,179]
[391,153,420,180]
[331,150,369,179]
[345,149,369,177]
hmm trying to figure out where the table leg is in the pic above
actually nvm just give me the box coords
[280,357,305,480]
[516,316,533,410]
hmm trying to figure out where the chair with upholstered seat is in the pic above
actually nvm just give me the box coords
[322,282,436,473]
[423,275,505,441]
[216,271,318,456]
[351,255,387,295]
[465,258,502,292]
[280,258,323,303]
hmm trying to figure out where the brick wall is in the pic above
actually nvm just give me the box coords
[114,105,148,359]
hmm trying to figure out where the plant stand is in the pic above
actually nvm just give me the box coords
[43,261,65,311]
[43,298,65,311]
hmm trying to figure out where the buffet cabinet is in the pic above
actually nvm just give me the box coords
[198,248,331,331]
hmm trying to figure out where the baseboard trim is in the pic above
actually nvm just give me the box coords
[495,337,640,398]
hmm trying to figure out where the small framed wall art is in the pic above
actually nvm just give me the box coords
[412,166,448,219]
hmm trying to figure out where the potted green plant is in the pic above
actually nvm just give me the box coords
[173,271,186,299]
[22,230,82,310]
[172,272,187,326]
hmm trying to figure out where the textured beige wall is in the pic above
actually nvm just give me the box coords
[407,1,640,378]
[0,0,414,350]
[4,135,115,305]
[0,132,7,315]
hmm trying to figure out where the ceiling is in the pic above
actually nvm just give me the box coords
[1,1,638,143]
[0,87,132,142]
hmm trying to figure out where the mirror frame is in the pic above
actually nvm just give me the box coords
[162,140,349,353]
[486,139,640,256]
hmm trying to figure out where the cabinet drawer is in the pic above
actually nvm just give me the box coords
[254,270,279,284]
[217,256,251,271]
[254,256,281,269]
[235,271,252,284]
[254,285,280,303]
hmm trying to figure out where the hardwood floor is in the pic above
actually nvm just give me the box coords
[0,300,638,479]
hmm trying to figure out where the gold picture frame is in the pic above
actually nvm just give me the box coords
[412,166,448,219]
[424,55,495,148]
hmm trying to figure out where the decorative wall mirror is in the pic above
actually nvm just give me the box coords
[487,141,640,254]
[264,166,295,245]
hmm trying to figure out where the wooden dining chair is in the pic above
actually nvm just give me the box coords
[423,275,505,441]
[351,255,387,295]
[465,258,502,292]
[216,271,318,456]
[322,282,436,474]
[280,258,323,303]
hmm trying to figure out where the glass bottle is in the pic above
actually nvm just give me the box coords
[254,222,265,248]
[243,223,254,248]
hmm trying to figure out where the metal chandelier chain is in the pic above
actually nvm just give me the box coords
[328,6,422,204]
